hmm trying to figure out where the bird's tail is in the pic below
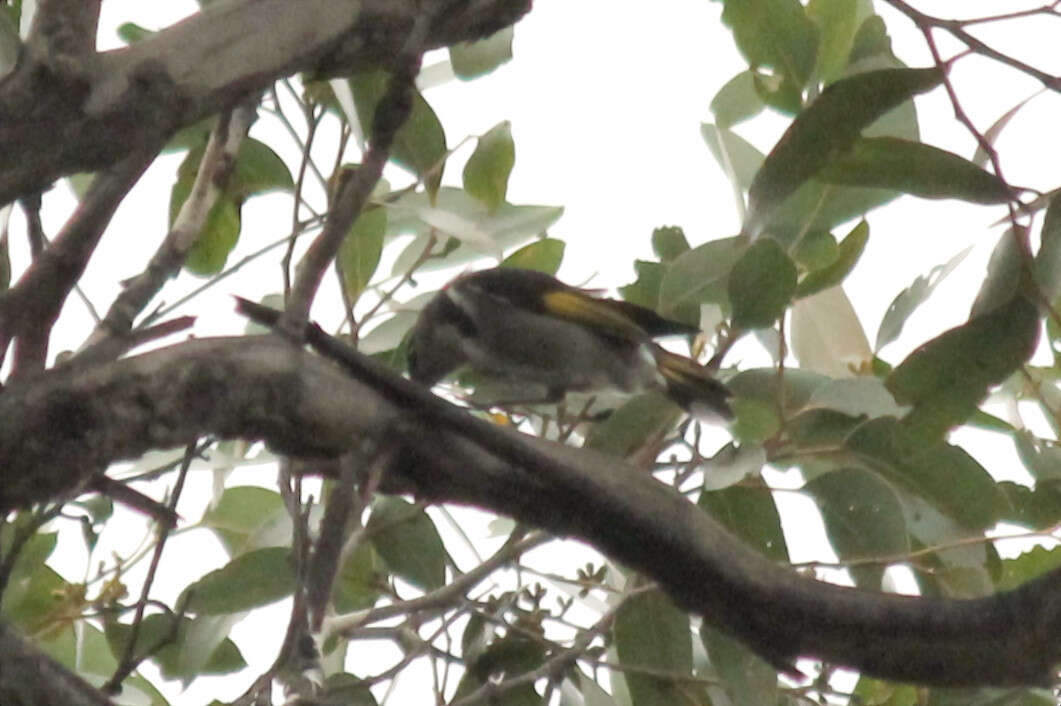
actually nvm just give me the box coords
[651,345,733,421]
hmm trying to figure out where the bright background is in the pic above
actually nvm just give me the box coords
[9,1,1061,703]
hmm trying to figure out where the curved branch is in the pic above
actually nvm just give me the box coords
[0,0,532,205]
[1,335,1061,687]
[0,621,114,706]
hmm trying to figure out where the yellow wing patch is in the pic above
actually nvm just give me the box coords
[541,290,648,341]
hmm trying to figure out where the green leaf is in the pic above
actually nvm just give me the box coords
[875,247,971,351]
[500,238,564,274]
[183,547,296,614]
[117,21,155,44]
[651,226,690,262]
[658,235,747,317]
[806,0,869,84]
[183,197,240,275]
[806,377,904,418]
[0,10,17,76]
[1013,431,1061,482]
[620,261,663,305]
[971,227,1023,318]
[792,228,837,270]
[0,529,63,630]
[752,70,803,115]
[795,220,868,298]
[332,540,383,613]
[613,589,693,706]
[805,468,909,587]
[39,622,172,704]
[584,392,682,457]
[449,26,514,80]
[386,188,563,270]
[701,123,764,194]
[710,70,764,129]
[338,206,387,303]
[848,15,894,66]
[1035,192,1061,303]
[846,418,998,530]
[901,494,993,597]
[730,397,781,445]
[746,67,942,233]
[319,674,380,706]
[700,625,778,706]
[726,367,830,411]
[701,442,766,491]
[463,121,515,211]
[349,70,447,197]
[995,481,1055,530]
[720,0,819,88]
[1,564,65,632]
[768,179,897,235]
[997,545,1061,591]
[786,407,862,447]
[367,497,446,591]
[167,138,281,276]
[852,676,919,706]
[699,480,788,561]
[886,294,1039,440]
[728,237,797,329]
[200,486,287,555]
[105,613,246,682]
[973,94,1040,168]
[229,138,295,200]
[818,137,1012,203]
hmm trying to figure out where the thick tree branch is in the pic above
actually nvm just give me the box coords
[2,336,1061,687]
[0,0,532,206]
[0,620,114,706]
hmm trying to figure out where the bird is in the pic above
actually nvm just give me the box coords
[406,267,732,419]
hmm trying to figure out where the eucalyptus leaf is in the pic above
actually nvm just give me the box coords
[886,293,1039,441]
[720,0,819,88]
[699,478,788,561]
[729,237,797,329]
[847,417,998,530]
[182,547,295,614]
[614,589,693,706]
[818,137,1012,204]
[710,70,764,128]
[450,26,514,79]
[795,220,868,298]
[367,497,447,591]
[463,121,515,211]
[338,206,387,303]
[875,247,972,351]
[805,467,909,587]
[746,67,941,233]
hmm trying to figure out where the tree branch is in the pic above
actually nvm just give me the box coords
[0,0,532,206]
[2,335,1061,687]
[76,101,256,362]
[0,145,161,375]
[283,2,434,330]
[0,620,115,706]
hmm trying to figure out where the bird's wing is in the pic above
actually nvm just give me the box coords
[455,267,693,342]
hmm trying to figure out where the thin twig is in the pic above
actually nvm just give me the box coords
[77,100,256,361]
[101,441,194,693]
[282,7,437,332]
